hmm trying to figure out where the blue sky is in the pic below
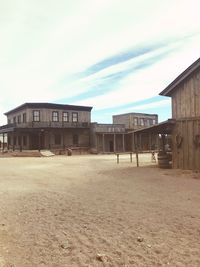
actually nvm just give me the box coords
[0,0,199,124]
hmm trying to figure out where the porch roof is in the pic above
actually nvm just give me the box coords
[128,119,176,135]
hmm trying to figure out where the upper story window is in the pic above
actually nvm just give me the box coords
[140,118,144,126]
[146,119,150,126]
[152,119,156,125]
[8,119,11,124]
[13,117,16,123]
[63,112,69,122]
[72,112,78,122]
[17,115,21,124]
[22,113,26,123]
[33,110,40,122]
[134,118,138,126]
[52,111,59,122]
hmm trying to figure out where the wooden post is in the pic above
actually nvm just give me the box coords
[130,152,133,163]
[135,134,139,167]
[117,153,119,164]
[102,134,105,153]
[38,132,41,152]
[122,134,125,152]
[2,133,5,152]
[114,133,116,152]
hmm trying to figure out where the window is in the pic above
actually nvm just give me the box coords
[8,119,11,124]
[13,117,16,123]
[149,119,153,126]
[17,115,21,124]
[134,118,138,126]
[14,136,17,146]
[22,113,26,123]
[73,134,79,145]
[33,110,40,122]
[140,118,144,126]
[55,134,61,145]
[146,119,150,126]
[52,111,59,122]
[72,112,78,122]
[153,119,156,125]
[63,112,69,122]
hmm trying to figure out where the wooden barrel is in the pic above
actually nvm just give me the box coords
[157,153,170,168]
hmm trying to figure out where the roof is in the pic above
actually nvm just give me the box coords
[159,57,200,97]
[4,103,93,115]
[129,119,176,135]
[113,112,158,117]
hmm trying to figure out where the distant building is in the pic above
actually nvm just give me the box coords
[0,103,92,151]
[113,112,158,131]
[113,112,158,151]
[90,122,126,153]
[0,103,159,154]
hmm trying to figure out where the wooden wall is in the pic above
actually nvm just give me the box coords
[7,107,91,124]
[172,118,200,170]
[172,69,200,119]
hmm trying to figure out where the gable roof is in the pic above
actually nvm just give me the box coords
[4,103,93,115]
[159,57,200,97]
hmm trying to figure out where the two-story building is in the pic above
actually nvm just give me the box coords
[113,112,158,151]
[160,57,200,170]
[0,103,92,151]
[132,57,200,170]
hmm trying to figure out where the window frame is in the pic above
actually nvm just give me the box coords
[33,110,40,122]
[17,115,21,124]
[62,112,69,122]
[22,113,27,123]
[72,112,78,122]
[52,111,59,122]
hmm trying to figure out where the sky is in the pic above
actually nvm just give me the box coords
[0,0,199,125]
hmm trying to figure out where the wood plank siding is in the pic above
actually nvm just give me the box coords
[172,118,200,170]
[171,70,200,119]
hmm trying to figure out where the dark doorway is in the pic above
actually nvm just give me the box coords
[30,132,44,150]
[109,140,114,152]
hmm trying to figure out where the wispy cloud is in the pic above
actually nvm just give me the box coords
[0,0,199,124]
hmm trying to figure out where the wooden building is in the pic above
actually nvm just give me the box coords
[0,103,92,151]
[113,112,158,151]
[160,57,200,170]
[90,123,126,153]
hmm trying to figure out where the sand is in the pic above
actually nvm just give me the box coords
[0,154,200,267]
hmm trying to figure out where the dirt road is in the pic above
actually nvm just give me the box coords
[0,154,200,266]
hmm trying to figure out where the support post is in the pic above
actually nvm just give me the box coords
[135,134,139,167]
[122,134,125,152]
[102,134,105,153]
[114,134,116,153]
[2,133,5,152]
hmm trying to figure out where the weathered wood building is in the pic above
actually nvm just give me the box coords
[90,123,126,153]
[160,57,200,170]
[113,112,158,151]
[0,103,92,151]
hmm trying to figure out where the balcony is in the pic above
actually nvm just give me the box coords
[0,121,90,132]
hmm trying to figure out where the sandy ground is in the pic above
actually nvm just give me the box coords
[0,153,200,267]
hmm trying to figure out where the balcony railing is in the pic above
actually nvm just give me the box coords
[0,121,90,130]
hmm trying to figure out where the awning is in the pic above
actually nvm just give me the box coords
[128,119,176,135]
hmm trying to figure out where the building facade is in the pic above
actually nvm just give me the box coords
[90,123,126,153]
[160,57,200,170]
[113,112,158,151]
[0,103,92,151]
[0,103,159,154]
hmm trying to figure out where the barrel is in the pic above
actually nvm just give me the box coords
[157,152,170,169]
